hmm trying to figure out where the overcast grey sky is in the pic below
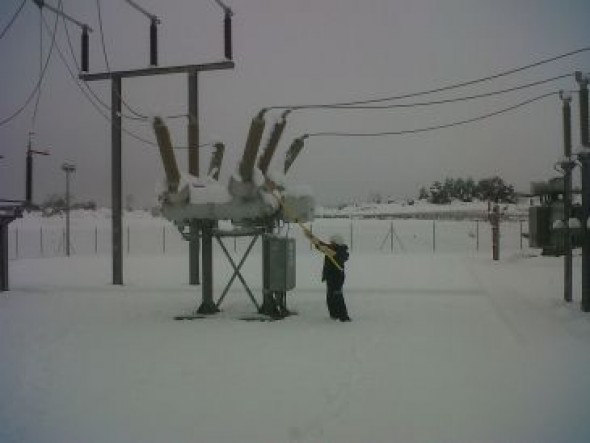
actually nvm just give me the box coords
[2,0,590,208]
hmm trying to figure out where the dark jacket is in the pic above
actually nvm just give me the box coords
[321,242,349,284]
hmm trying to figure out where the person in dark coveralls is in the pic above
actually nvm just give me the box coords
[318,233,351,322]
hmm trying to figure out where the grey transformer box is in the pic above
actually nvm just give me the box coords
[262,235,296,292]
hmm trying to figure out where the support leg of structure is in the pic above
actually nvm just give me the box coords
[259,291,283,319]
[581,155,590,312]
[0,223,8,291]
[197,222,219,315]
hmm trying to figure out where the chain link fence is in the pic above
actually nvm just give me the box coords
[7,216,530,260]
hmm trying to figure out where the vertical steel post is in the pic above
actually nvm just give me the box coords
[112,76,123,284]
[188,71,201,285]
[576,72,590,311]
[390,222,394,252]
[25,151,33,206]
[490,204,500,261]
[0,223,8,291]
[65,170,71,256]
[560,91,573,303]
[433,220,436,252]
[197,221,219,314]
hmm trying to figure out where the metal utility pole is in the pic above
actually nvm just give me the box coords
[112,77,123,283]
[560,91,574,303]
[188,71,201,286]
[575,71,590,312]
[61,162,76,257]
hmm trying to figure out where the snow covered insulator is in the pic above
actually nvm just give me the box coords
[208,142,225,181]
[258,111,290,174]
[284,137,306,174]
[552,219,565,230]
[152,116,180,193]
[238,111,266,184]
[568,217,582,229]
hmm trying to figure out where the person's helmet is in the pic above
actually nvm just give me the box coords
[329,233,345,245]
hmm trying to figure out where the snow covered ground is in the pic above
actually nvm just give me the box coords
[1,213,589,443]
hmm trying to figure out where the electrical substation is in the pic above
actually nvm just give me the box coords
[2,1,589,316]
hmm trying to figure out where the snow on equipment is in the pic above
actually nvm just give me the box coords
[153,113,317,319]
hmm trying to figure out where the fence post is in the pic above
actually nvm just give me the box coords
[350,218,354,251]
[432,220,436,252]
[127,226,130,255]
[390,221,394,252]
[476,220,480,251]
[520,220,523,250]
[15,228,19,258]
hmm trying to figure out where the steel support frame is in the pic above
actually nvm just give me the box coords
[79,61,234,288]
[214,234,261,311]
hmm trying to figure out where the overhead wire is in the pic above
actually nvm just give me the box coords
[43,11,158,146]
[0,0,26,40]
[267,46,590,110]
[58,0,186,122]
[42,10,211,150]
[95,0,149,120]
[303,91,558,139]
[0,4,58,128]
[286,73,572,111]
[31,6,45,131]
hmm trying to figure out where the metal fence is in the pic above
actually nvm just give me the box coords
[7,217,530,260]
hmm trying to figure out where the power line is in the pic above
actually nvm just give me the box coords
[95,0,149,120]
[289,73,572,111]
[0,5,58,128]
[62,8,143,121]
[87,0,187,122]
[42,13,211,150]
[304,91,557,139]
[268,46,590,110]
[0,0,26,40]
[40,9,159,146]
[31,6,45,130]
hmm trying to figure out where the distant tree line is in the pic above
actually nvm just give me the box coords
[39,194,97,216]
[418,176,517,204]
